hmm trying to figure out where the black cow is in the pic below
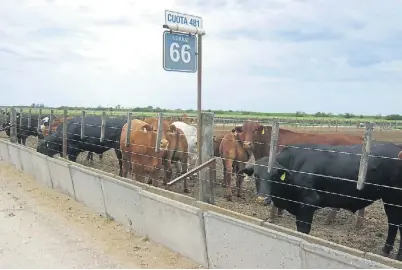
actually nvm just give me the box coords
[37,116,126,176]
[1,112,45,144]
[239,142,402,261]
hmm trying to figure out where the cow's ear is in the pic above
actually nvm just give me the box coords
[169,124,177,133]
[276,169,291,181]
[257,125,264,134]
[141,124,152,133]
[235,126,243,133]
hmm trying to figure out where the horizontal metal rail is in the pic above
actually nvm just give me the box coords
[167,157,216,186]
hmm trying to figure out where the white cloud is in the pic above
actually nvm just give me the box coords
[0,0,401,114]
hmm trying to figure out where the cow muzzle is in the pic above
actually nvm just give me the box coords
[243,141,252,150]
[256,195,271,206]
[160,138,169,149]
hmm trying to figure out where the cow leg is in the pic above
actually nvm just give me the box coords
[163,157,173,185]
[121,151,130,178]
[99,153,103,163]
[68,154,77,162]
[223,158,233,201]
[86,152,94,164]
[221,160,227,188]
[397,226,402,261]
[277,208,284,217]
[270,205,278,220]
[133,163,146,183]
[114,149,123,177]
[355,208,365,229]
[180,158,189,193]
[149,169,160,188]
[324,208,339,225]
[67,146,80,162]
[381,203,400,258]
[21,136,27,146]
[236,162,244,198]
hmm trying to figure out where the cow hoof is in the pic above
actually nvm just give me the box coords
[380,245,392,257]
[226,195,232,201]
[380,250,390,257]
[183,188,190,193]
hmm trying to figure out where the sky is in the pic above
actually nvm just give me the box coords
[0,0,401,115]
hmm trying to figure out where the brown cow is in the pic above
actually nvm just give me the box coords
[120,119,169,186]
[165,123,189,191]
[237,121,366,228]
[144,117,190,191]
[213,135,223,158]
[41,116,103,162]
[219,129,252,201]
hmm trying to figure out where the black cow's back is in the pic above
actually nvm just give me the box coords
[43,116,126,155]
[276,142,402,209]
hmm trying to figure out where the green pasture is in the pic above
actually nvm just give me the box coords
[2,107,402,126]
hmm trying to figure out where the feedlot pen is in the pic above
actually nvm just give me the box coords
[2,123,402,259]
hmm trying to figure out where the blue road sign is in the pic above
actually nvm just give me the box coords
[163,31,197,73]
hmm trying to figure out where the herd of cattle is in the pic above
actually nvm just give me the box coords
[2,110,402,261]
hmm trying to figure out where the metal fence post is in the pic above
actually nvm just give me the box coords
[27,108,32,129]
[0,108,3,127]
[199,112,214,204]
[10,107,17,143]
[63,110,68,158]
[357,122,374,190]
[80,110,86,139]
[155,113,163,152]
[267,118,280,174]
[37,108,42,133]
[125,112,132,147]
[49,109,54,135]
[100,111,106,143]
[19,108,23,129]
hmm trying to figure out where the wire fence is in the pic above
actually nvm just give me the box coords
[2,106,402,260]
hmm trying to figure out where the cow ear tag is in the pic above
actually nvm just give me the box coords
[261,129,265,135]
[280,172,286,181]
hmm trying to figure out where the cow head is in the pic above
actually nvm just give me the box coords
[238,157,292,204]
[37,134,62,157]
[144,117,170,150]
[238,121,265,151]
[1,112,16,137]
[39,116,50,137]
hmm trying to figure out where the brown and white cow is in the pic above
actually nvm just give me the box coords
[236,121,366,228]
[144,117,190,191]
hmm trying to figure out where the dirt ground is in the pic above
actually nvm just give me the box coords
[1,124,402,259]
[0,162,201,268]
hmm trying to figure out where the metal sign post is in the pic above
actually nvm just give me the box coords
[162,10,206,168]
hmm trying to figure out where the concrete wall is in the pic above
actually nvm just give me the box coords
[0,138,399,269]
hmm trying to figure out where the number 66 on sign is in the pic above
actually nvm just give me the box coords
[163,31,197,73]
